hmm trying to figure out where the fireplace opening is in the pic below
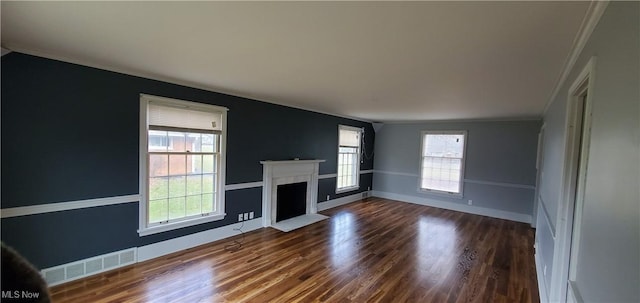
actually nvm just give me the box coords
[276,182,307,222]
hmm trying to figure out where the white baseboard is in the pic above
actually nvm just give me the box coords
[371,191,531,224]
[40,219,263,286]
[567,281,584,303]
[317,191,367,211]
[535,246,550,303]
[137,218,263,262]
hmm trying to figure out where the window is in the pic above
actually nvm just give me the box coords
[139,94,227,236]
[420,131,466,196]
[337,125,362,193]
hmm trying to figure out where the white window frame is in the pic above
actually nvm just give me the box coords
[418,130,467,197]
[336,125,362,193]
[138,94,227,236]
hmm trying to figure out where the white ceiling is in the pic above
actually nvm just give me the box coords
[1,1,590,122]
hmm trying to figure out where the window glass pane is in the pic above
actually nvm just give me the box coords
[424,134,464,158]
[186,195,202,216]
[202,134,216,152]
[421,132,465,194]
[169,154,187,175]
[202,174,215,193]
[149,154,169,177]
[149,199,168,223]
[203,155,215,173]
[168,131,186,152]
[187,133,202,152]
[186,175,202,195]
[339,147,357,153]
[202,194,214,213]
[169,176,186,197]
[145,98,225,228]
[149,131,168,151]
[149,177,168,200]
[187,155,202,174]
[168,197,186,220]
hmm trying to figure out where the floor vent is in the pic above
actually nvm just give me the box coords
[41,248,137,286]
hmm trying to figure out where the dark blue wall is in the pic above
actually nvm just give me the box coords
[1,53,374,269]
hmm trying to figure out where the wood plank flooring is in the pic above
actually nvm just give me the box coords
[50,198,539,302]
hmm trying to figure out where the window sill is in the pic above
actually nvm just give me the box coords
[336,185,360,194]
[138,213,226,237]
[418,188,463,199]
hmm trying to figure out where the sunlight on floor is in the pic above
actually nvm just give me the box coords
[330,211,358,269]
[143,260,217,301]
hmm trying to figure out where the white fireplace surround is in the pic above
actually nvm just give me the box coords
[260,160,326,231]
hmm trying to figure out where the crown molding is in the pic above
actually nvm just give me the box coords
[542,1,609,115]
[1,47,12,56]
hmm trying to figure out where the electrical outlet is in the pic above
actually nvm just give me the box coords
[243,213,249,220]
[543,265,547,276]
[238,214,243,222]
[249,212,254,219]
[468,200,473,205]
[326,195,330,201]
[368,187,371,191]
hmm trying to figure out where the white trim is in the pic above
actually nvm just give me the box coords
[539,196,556,238]
[137,213,226,237]
[0,194,139,218]
[138,94,228,236]
[373,170,535,190]
[371,190,531,224]
[323,169,372,180]
[225,181,263,191]
[532,124,546,228]
[535,249,550,303]
[260,160,325,228]
[336,185,359,194]
[567,281,584,303]
[260,160,325,165]
[381,117,542,124]
[419,130,467,197]
[462,179,535,190]
[317,191,367,211]
[1,47,12,56]
[543,1,609,114]
[139,97,149,235]
[549,56,596,303]
[373,170,419,177]
[1,169,377,218]
[137,218,262,262]
[319,173,337,179]
[336,125,363,193]
[41,219,262,286]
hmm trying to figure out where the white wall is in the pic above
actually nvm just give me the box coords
[537,2,639,302]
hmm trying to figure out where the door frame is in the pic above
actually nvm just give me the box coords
[549,56,596,303]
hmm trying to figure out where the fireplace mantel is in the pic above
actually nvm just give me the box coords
[260,159,326,231]
[260,160,326,165]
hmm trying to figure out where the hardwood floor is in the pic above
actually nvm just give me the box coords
[50,198,539,302]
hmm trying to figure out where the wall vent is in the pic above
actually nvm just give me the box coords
[362,191,369,198]
[41,248,137,286]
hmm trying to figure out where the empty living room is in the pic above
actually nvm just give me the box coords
[1,1,638,303]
